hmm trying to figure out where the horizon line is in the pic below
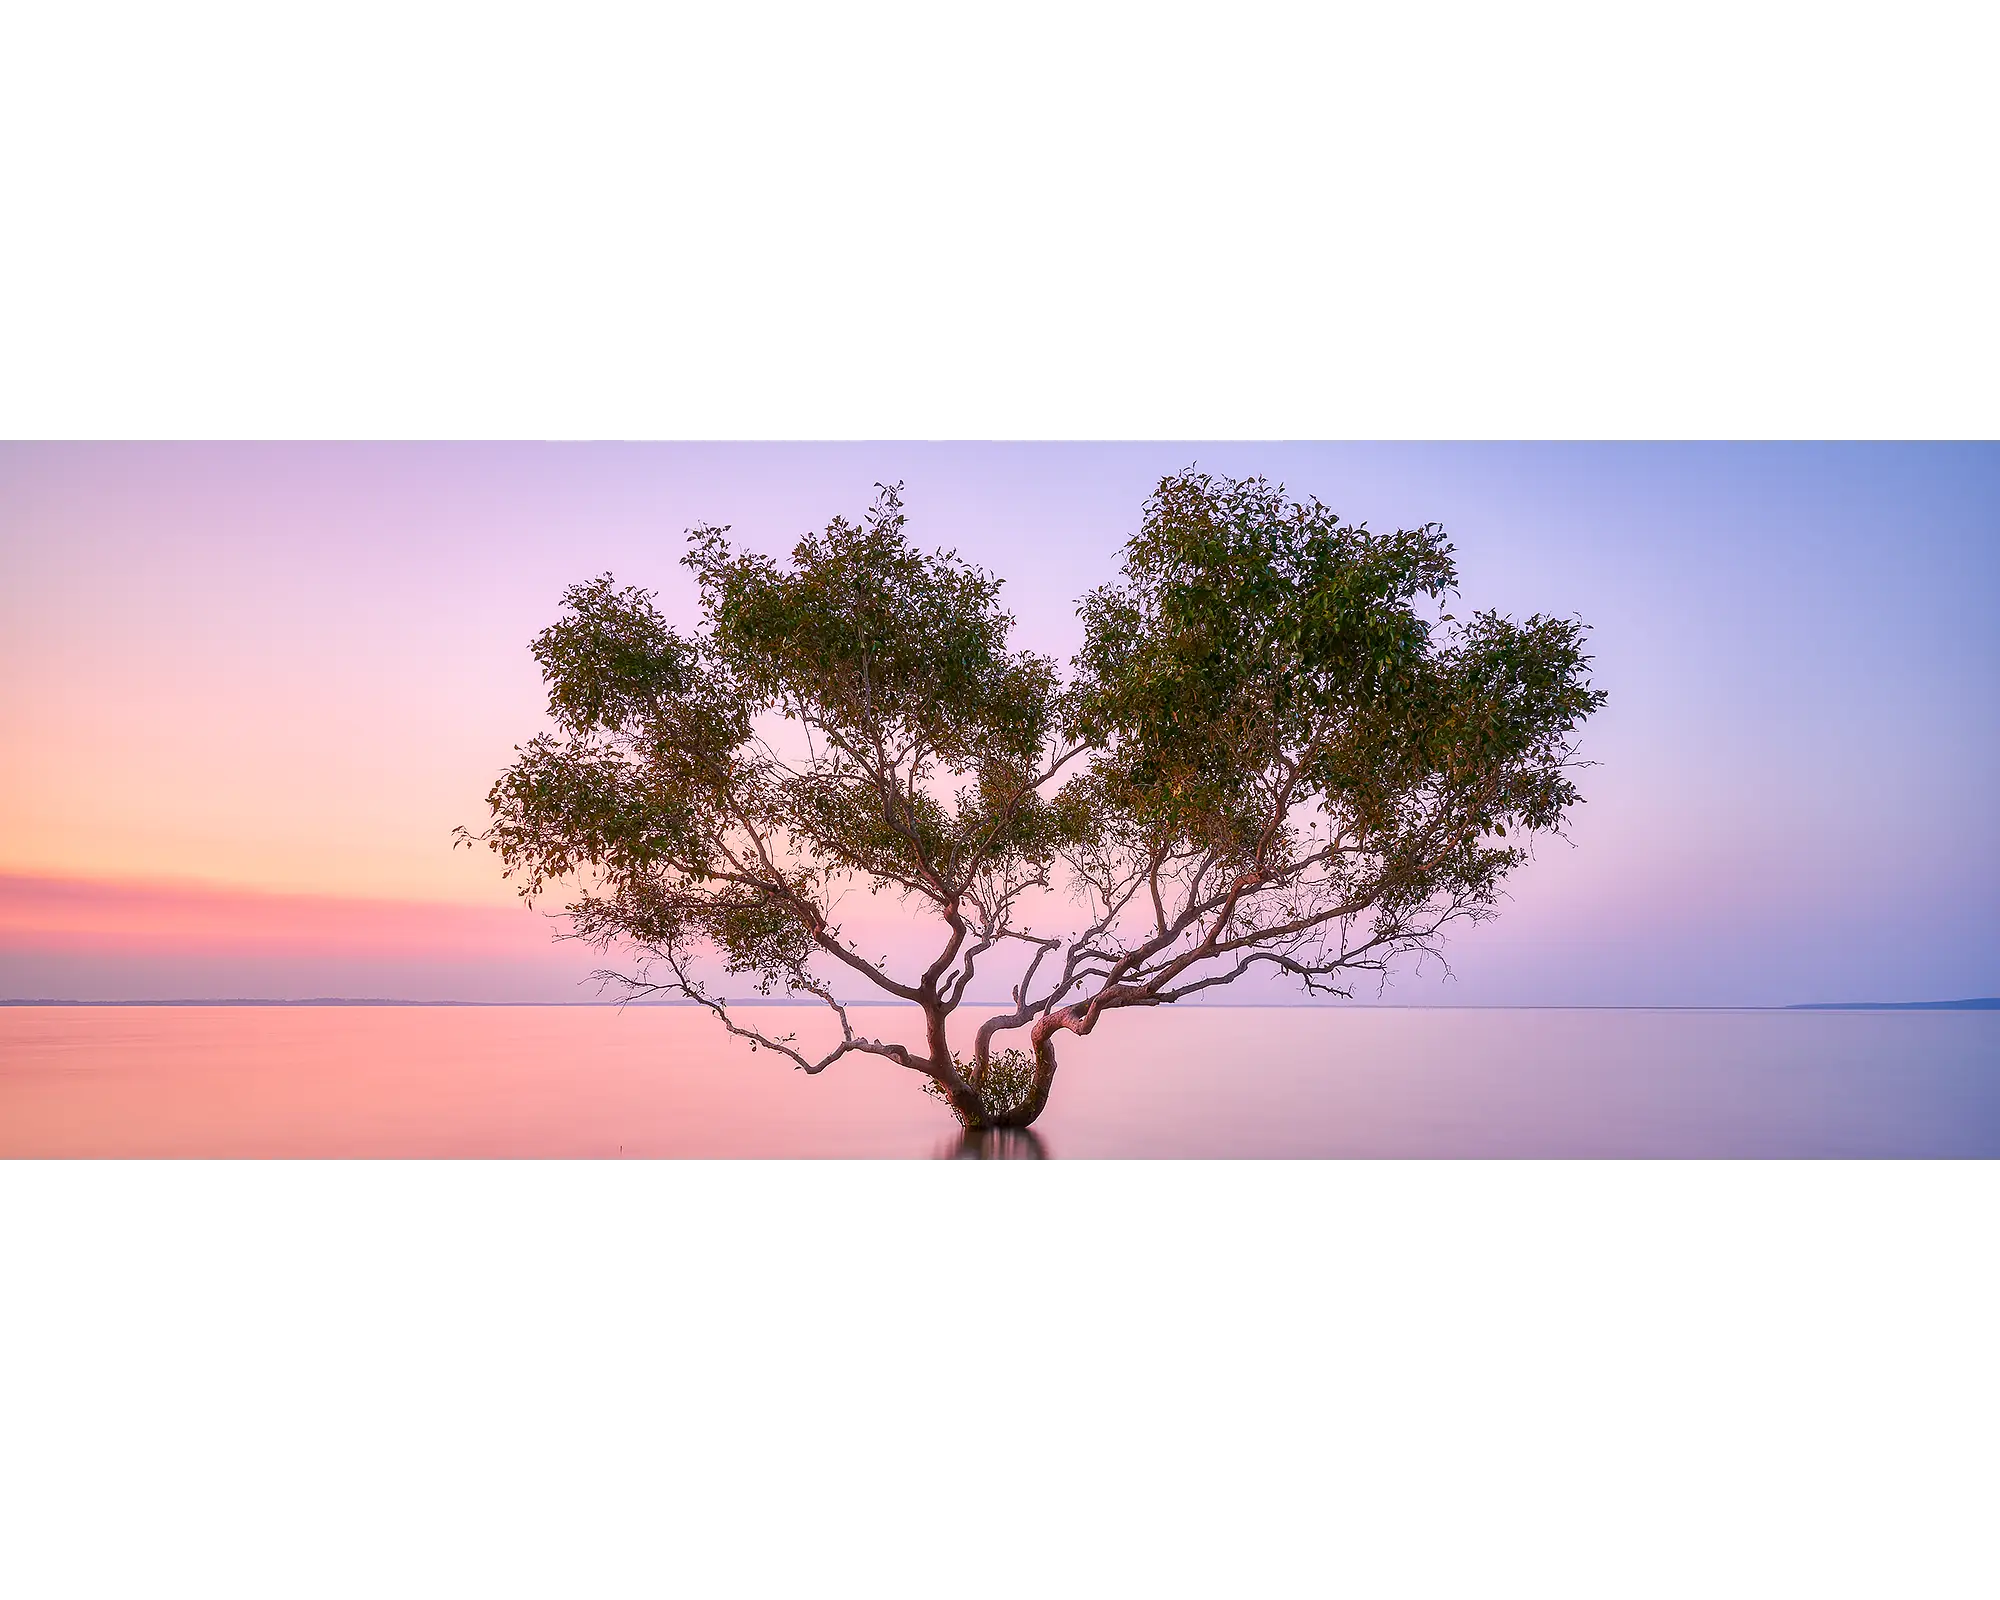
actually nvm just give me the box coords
[4,998,1996,1012]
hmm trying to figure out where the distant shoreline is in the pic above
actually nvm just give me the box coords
[3,998,1995,1012]
[1782,998,1999,1011]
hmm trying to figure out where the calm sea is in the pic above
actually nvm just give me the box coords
[1,1004,1994,1158]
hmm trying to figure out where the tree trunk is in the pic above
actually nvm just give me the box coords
[939,1075,991,1128]
[924,997,991,1128]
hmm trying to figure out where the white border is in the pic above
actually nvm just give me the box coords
[2,1162,1995,1596]
[2,4,1993,438]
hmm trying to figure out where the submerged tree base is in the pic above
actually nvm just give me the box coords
[923,1042,1047,1128]
[938,1126,1048,1159]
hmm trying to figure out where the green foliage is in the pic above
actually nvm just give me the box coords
[687,485,1060,773]
[1067,472,1605,918]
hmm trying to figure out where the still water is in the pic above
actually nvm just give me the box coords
[2,1004,1995,1158]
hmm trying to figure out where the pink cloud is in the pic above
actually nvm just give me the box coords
[0,874,562,958]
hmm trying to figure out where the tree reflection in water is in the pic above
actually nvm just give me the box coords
[938,1126,1048,1160]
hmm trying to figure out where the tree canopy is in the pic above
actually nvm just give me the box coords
[461,471,1606,1128]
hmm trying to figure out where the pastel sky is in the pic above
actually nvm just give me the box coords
[3,443,1994,1004]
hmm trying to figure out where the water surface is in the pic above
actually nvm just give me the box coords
[2,1006,1994,1158]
